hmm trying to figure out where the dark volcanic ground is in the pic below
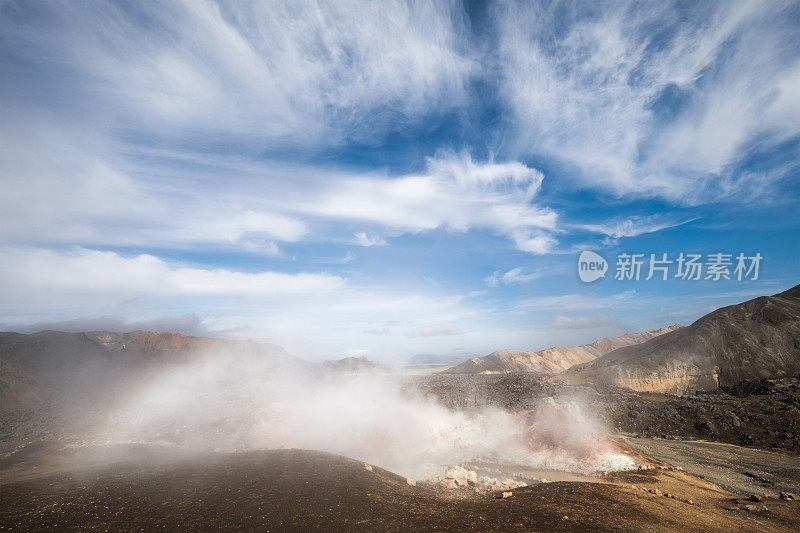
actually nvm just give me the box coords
[2,442,799,532]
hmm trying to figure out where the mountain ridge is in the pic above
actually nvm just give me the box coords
[564,283,800,394]
[441,325,685,374]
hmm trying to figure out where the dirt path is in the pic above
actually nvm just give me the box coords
[623,437,800,496]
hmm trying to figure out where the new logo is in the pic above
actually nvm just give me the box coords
[578,251,607,282]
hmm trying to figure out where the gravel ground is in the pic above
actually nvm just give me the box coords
[623,437,800,497]
[3,442,799,532]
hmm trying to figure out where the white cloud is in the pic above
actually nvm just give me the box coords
[0,116,558,254]
[362,327,391,336]
[548,314,624,330]
[0,247,344,303]
[519,291,636,311]
[0,120,308,251]
[353,232,387,247]
[495,0,800,201]
[406,325,463,338]
[315,152,558,253]
[3,314,218,337]
[577,215,697,240]
[3,0,476,146]
[485,267,542,287]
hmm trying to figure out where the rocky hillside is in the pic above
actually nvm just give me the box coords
[415,372,800,454]
[441,326,683,374]
[565,284,800,394]
[0,330,303,414]
[0,330,295,376]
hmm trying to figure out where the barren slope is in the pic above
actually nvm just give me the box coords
[443,326,683,374]
[0,330,296,376]
[565,284,800,394]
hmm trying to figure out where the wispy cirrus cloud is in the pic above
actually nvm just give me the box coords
[353,232,387,247]
[548,313,625,330]
[519,291,636,311]
[485,267,543,287]
[575,215,698,242]
[1,0,476,147]
[0,120,307,251]
[494,0,800,202]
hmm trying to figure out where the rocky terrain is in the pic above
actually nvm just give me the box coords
[414,373,800,454]
[565,284,800,394]
[442,326,683,374]
[1,442,798,532]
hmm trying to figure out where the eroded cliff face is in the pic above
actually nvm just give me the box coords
[442,326,684,374]
[565,284,800,394]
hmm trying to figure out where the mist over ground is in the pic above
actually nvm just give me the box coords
[93,349,635,479]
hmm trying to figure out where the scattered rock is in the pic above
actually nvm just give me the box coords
[742,504,768,512]
[444,465,477,487]
[695,420,718,436]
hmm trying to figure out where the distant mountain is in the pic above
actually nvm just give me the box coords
[441,326,684,374]
[406,354,471,366]
[565,284,800,394]
[0,330,298,377]
[0,330,401,415]
[321,356,386,374]
[0,330,305,415]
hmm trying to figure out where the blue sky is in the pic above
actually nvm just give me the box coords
[0,0,798,360]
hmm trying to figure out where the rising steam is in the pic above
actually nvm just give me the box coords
[98,350,634,479]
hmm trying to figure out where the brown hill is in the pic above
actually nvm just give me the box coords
[0,330,297,376]
[565,284,800,394]
[0,330,303,417]
[321,356,386,374]
[442,326,684,374]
